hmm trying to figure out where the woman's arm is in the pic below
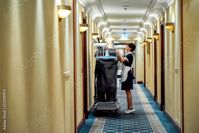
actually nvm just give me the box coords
[117,52,128,63]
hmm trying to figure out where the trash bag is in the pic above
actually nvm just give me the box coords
[95,58,118,102]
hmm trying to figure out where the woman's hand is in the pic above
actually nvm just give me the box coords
[116,50,121,56]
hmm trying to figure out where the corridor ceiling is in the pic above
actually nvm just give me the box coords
[79,0,174,41]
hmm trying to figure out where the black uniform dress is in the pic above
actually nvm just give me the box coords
[121,52,133,90]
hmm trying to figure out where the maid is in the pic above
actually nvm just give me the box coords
[117,43,136,113]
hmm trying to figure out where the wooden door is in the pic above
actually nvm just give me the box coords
[160,24,165,111]
[82,31,88,119]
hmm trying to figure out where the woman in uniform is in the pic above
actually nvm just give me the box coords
[117,43,136,113]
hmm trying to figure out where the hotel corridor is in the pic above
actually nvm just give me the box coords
[1,0,199,133]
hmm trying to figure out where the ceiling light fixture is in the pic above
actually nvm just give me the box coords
[121,29,128,40]
[97,21,106,28]
[123,5,129,11]
[140,28,147,33]
[138,32,144,38]
[102,28,110,33]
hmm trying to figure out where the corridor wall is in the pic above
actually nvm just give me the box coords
[165,1,177,124]
[58,0,75,132]
[75,2,84,128]
[75,2,99,128]
[164,0,181,126]
[183,0,199,132]
[135,42,144,83]
[0,0,66,132]
[145,30,155,96]
[142,0,182,128]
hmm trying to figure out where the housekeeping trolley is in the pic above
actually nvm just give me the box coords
[93,43,120,115]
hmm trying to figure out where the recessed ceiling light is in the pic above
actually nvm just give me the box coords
[122,5,130,11]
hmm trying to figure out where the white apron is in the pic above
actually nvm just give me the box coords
[121,52,132,82]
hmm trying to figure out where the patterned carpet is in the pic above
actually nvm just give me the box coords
[79,83,179,133]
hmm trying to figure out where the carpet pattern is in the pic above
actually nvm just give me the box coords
[80,83,178,133]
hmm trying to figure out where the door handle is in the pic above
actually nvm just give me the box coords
[64,71,71,77]
[174,67,180,73]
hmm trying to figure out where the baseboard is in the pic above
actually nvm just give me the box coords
[156,101,161,110]
[164,111,181,133]
[137,81,143,84]
[144,85,155,100]
[88,103,95,112]
[77,103,95,133]
[77,116,85,133]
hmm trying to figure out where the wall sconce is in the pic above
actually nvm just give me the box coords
[166,22,175,33]
[98,36,104,43]
[143,40,150,54]
[80,24,88,32]
[80,11,88,32]
[143,40,149,45]
[141,43,145,47]
[99,38,103,43]
[147,38,152,43]
[57,5,71,21]
[153,33,160,40]
[92,33,98,39]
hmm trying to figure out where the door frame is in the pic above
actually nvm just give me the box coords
[160,24,165,111]
[72,0,77,132]
[181,0,184,132]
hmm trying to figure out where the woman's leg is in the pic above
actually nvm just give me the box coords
[125,89,133,110]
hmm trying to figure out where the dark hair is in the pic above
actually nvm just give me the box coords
[128,43,136,52]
